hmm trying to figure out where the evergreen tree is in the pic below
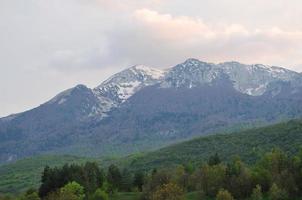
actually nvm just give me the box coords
[107,164,122,192]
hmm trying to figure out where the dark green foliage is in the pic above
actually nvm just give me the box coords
[208,153,221,166]
[141,170,172,199]
[216,189,234,200]
[2,120,302,200]
[82,162,105,194]
[19,189,40,200]
[250,185,263,200]
[90,189,108,200]
[225,158,253,198]
[5,149,302,200]
[0,155,93,194]
[129,120,302,171]
[120,169,133,192]
[107,165,122,193]
[268,183,288,200]
[133,172,145,192]
[39,162,104,197]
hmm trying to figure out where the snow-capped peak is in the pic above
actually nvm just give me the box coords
[94,65,165,103]
[219,61,300,96]
[158,58,302,96]
[130,65,166,79]
[160,59,221,88]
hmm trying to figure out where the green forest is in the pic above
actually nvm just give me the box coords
[2,149,302,200]
[1,120,302,200]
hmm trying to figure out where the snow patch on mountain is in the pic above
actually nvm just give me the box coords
[48,87,74,105]
[94,65,166,103]
[161,59,222,88]
[33,59,302,121]
[219,62,300,96]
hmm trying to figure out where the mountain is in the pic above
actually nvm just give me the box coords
[1,59,302,163]
[1,119,302,193]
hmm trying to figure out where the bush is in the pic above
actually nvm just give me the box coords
[89,189,108,200]
[216,189,234,200]
[151,183,184,200]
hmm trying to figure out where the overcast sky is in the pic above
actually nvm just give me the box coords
[1,0,302,117]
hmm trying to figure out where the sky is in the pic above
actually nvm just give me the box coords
[1,0,302,117]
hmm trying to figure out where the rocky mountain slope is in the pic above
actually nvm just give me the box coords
[1,59,302,163]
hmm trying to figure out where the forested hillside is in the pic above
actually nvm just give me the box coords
[1,119,301,195]
[129,119,302,170]
[2,149,302,200]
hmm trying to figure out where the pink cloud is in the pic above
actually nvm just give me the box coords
[129,8,302,68]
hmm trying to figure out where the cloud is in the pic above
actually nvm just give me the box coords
[1,1,302,116]
[102,8,302,68]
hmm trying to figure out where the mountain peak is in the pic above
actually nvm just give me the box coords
[47,84,90,105]
[93,65,165,104]
[129,64,166,79]
[182,58,210,66]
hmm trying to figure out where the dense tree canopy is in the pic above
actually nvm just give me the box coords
[3,149,302,200]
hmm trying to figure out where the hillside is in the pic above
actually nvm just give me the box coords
[1,120,302,194]
[128,119,302,170]
[0,155,94,194]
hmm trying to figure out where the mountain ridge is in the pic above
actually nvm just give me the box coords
[2,59,301,120]
[1,58,302,163]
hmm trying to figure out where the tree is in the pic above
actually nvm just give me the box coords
[250,185,263,200]
[174,165,189,191]
[120,168,133,192]
[268,183,288,200]
[198,164,226,197]
[226,159,253,198]
[39,162,104,197]
[19,189,40,200]
[133,171,145,192]
[107,165,122,192]
[83,162,105,194]
[251,167,271,192]
[142,169,172,200]
[151,183,184,200]
[216,189,234,200]
[60,182,85,200]
[209,153,221,166]
[90,189,108,200]
[39,166,55,197]
[184,162,194,174]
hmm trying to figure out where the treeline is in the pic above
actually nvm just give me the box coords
[2,149,302,200]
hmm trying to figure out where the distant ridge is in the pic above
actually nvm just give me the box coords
[1,59,302,163]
